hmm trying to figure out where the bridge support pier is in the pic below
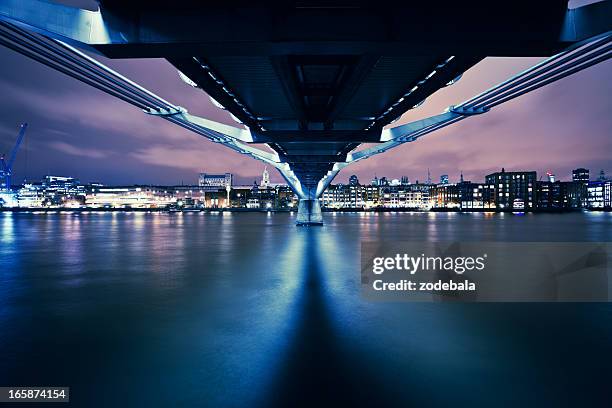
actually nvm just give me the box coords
[296,199,323,226]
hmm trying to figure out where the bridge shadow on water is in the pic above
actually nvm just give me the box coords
[259,227,399,407]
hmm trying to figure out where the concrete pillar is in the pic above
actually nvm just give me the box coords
[296,199,323,226]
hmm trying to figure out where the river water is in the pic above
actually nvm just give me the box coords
[1,211,611,407]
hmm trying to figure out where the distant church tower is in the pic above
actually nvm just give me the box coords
[261,166,270,188]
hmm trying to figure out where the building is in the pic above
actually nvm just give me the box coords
[322,184,365,208]
[370,175,389,187]
[86,186,175,208]
[485,168,536,210]
[571,168,590,207]
[198,173,232,190]
[440,174,449,185]
[537,180,564,208]
[349,175,359,186]
[588,180,612,209]
[458,182,495,209]
[430,183,459,208]
[41,175,86,205]
[16,183,45,207]
[572,168,589,183]
[321,182,431,210]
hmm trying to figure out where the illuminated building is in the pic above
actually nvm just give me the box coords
[198,173,232,190]
[485,169,536,209]
[588,181,612,209]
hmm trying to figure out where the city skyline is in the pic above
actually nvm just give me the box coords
[0,43,610,187]
[8,165,608,188]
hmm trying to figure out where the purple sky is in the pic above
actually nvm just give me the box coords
[0,40,610,186]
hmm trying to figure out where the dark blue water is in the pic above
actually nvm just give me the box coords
[1,211,611,407]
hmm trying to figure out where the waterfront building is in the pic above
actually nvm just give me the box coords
[588,180,612,209]
[430,183,459,208]
[382,185,430,209]
[537,181,564,208]
[245,198,258,208]
[485,169,536,210]
[0,191,18,207]
[16,183,45,207]
[458,182,496,209]
[321,184,366,208]
[198,173,233,190]
[41,175,86,206]
[86,186,175,208]
[407,183,431,209]
[571,168,590,207]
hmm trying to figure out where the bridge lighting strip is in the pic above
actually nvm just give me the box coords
[365,55,457,130]
[192,57,259,125]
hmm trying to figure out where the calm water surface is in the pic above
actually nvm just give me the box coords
[1,211,611,407]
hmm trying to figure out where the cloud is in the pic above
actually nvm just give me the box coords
[129,144,270,182]
[47,141,110,159]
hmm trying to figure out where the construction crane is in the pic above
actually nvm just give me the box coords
[1,123,28,192]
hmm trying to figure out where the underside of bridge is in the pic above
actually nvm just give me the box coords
[0,1,610,224]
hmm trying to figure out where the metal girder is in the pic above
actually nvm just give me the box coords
[561,1,612,43]
[0,1,572,57]
[249,130,381,143]
[0,0,115,49]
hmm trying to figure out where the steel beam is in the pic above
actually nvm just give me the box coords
[0,0,116,50]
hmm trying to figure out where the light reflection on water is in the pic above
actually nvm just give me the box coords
[0,211,611,407]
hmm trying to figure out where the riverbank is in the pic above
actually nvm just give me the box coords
[1,207,608,213]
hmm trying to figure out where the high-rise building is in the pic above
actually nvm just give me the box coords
[440,174,449,184]
[546,171,555,182]
[571,168,590,208]
[485,168,536,209]
[401,176,410,185]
